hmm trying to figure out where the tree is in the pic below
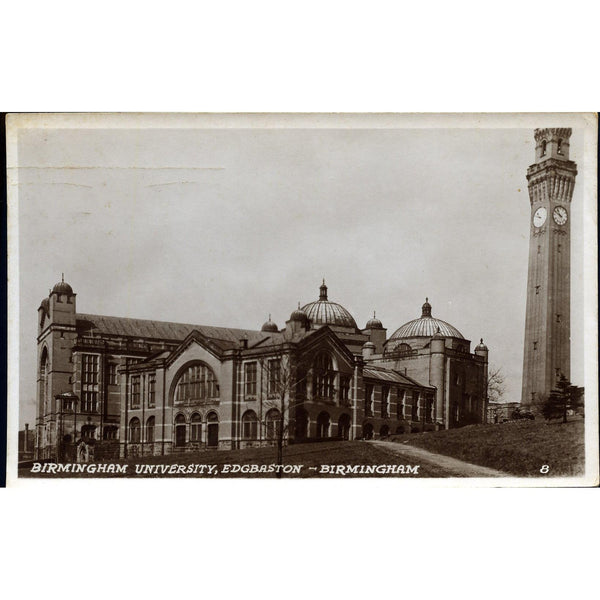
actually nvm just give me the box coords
[257,349,310,474]
[487,366,506,404]
[541,374,584,423]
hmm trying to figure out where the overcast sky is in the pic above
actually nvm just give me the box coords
[11,114,590,427]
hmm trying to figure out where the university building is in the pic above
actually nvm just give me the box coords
[35,279,489,461]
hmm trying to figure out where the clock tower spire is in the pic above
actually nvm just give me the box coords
[521,128,577,408]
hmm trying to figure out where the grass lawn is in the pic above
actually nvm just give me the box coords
[389,418,585,477]
[21,440,440,478]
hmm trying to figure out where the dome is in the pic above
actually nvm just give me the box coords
[290,303,308,322]
[301,281,357,329]
[261,315,279,333]
[365,311,383,330]
[389,298,464,341]
[363,341,376,349]
[475,338,488,351]
[52,275,73,296]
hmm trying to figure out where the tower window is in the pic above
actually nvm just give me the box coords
[535,285,540,295]
[537,245,541,255]
[556,314,561,323]
[541,140,547,156]
[557,138,563,155]
[533,341,538,350]
[558,244,561,253]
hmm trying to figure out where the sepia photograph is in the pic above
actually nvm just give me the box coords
[6,113,598,485]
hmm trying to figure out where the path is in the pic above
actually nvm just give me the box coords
[370,440,507,478]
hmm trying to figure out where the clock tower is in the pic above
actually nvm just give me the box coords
[521,128,577,407]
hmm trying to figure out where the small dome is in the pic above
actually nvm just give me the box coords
[301,281,357,329]
[261,315,279,333]
[363,341,376,349]
[365,311,383,330]
[52,275,73,296]
[39,297,50,313]
[389,299,464,341]
[290,303,308,322]
[475,338,488,351]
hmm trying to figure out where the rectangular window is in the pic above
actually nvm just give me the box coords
[381,386,389,418]
[108,363,119,385]
[81,354,99,412]
[83,354,99,384]
[533,341,538,350]
[131,375,141,409]
[148,373,156,408]
[397,389,405,419]
[268,359,281,396]
[411,392,419,421]
[245,362,257,398]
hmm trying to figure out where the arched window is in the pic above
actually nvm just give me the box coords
[242,410,258,440]
[146,416,155,443]
[190,413,202,442]
[40,349,49,415]
[313,353,335,399]
[541,139,547,156]
[265,408,282,440]
[175,413,187,447]
[316,411,330,438]
[557,138,563,154]
[175,363,219,403]
[129,417,141,443]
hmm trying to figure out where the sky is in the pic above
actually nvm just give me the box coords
[10,114,590,427]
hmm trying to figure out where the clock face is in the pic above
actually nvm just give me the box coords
[533,207,547,228]
[553,206,568,225]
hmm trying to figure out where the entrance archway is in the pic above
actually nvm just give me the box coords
[379,424,390,438]
[175,414,186,447]
[363,422,374,440]
[294,408,308,441]
[338,414,351,440]
[316,412,330,439]
[207,412,219,448]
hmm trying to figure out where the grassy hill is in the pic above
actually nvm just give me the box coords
[390,418,585,477]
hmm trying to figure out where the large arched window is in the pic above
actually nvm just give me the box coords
[146,416,155,443]
[175,362,219,403]
[242,410,258,440]
[265,408,282,440]
[313,353,335,399]
[129,417,141,443]
[40,349,49,415]
[190,413,202,442]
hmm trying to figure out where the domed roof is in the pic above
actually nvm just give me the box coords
[301,281,357,329]
[290,303,308,322]
[475,338,488,351]
[363,341,376,349]
[261,315,279,333]
[389,298,464,341]
[52,275,73,295]
[365,311,383,330]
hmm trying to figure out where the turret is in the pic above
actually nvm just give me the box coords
[48,274,76,327]
[430,327,447,428]
[362,311,387,353]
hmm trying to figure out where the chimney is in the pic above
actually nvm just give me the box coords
[240,335,248,350]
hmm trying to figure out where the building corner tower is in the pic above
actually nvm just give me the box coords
[521,128,577,407]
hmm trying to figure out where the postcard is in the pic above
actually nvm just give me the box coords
[6,113,598,486]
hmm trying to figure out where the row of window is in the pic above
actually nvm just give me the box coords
[244,359,281,397]
[364,386,434,422]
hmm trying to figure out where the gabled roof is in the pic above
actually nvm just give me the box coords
[76,313,276,346]
[363,365,434,389]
